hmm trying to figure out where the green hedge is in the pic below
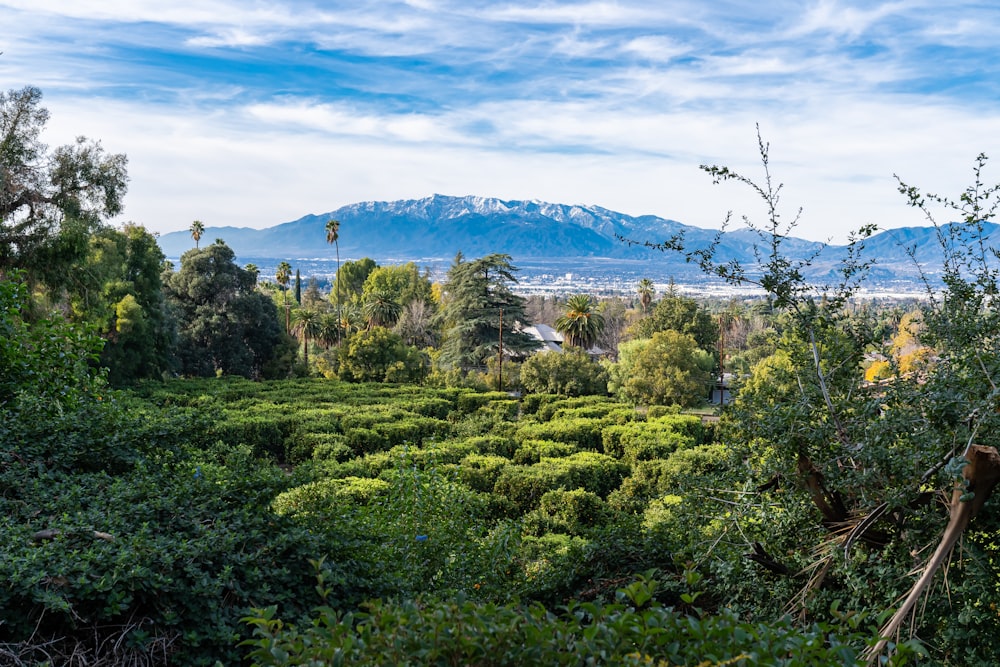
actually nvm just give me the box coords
[515,417,605,451]
[512,439,577,464]
[493,453,628,512]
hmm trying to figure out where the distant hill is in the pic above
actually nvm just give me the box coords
[156,194,1000,287]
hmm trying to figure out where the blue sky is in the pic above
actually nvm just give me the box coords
[3,1,1000,242]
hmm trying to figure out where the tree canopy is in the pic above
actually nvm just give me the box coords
[164,241,290,379]
[1,86,128,288]
[437,253,538,370]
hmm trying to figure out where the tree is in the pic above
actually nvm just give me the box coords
[326,218,341,323]
[245,263,259,287]
[1,86,128,289]
[78,224,174,385]
[606,331,712,406]
[637,278,655,314]
[332,257,377,306]
[164,240,288,378]
[437,253,538,370]
[336,326,429,382]
[395,299,437,348]
[362,263,435,311]
[276,261,291,331]
[291,307,322,368]
[189,220,205,249]
[554,295,605,350]
[363,288,402,329]
[632,130,1000,663]
[631,290,718,351]
[294,268,302,304]
[520,347,608,396]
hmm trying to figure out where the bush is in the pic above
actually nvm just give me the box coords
[512,439,577,464]
[240,575,871,667]
[456,391,517,414]
[272,476,391,520]
[493,453,628,512]
[520,348,608,396]
[515,417,605,451]
[522,489,613,536]
[454,454,512,493]
[601,422,696,464]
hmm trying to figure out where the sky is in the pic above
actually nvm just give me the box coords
[3,1,1000,243]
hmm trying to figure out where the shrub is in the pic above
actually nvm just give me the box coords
[522,489,613,536]
[240,575,871,666]
[515,417,604,451]
[512,439,577,464]
[455,454,512,493]
[519,392,560,415]
[493,453,628,512]
[272,476,391,520]
[520,348,608,396]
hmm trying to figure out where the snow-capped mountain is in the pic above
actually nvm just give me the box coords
[156,194,997,286]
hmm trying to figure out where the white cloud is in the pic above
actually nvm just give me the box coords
[482,2,659,26]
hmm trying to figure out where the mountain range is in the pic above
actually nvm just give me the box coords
[155,194,995,287]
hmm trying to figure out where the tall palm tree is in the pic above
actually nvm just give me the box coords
[190,220,205,249]
[555,294,605,350]
[637,278,655,314]
[291,307,322,368]
[325,219,341,337]
[276,261,292,331]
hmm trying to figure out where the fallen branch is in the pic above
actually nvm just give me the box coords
[863,444,1000,664]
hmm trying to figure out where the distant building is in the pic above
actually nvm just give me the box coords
[523,324,564,353]
[523,324,606,358]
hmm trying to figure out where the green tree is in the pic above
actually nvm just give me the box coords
[520,348,608,396]
[245,263,259,287]
[189,220,205,249]
[437,253,537,370]
[0,86,128,290]
[326,218,341,322]
[637,278,655,314]
[336,326,429,382]
[362,263,434,310]
[363,287,402,329]
[291,307,322,368]
[164,241,288,378]
[554,294,605,350]
[332,257,377,306]
[632,289,718,351]
[606,331,711,406]
[81,224,174,385]
[276,261,291,332]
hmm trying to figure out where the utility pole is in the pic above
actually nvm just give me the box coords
[498,308,504,390]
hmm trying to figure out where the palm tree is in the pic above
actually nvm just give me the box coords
[245,263,259,288]
[637,278,655,314]
[363,288,402,329]
[276,261,292,331]
[325,219,341,337]
[317,312,341,349]
[190,220,205,249]
[334,303,364,339]
[291,307,322,368]
[555,294,605,350]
